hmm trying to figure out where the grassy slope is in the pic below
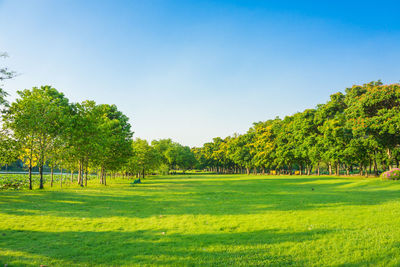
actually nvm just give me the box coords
[1,174,400,266]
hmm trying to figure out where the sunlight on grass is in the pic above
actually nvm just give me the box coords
[1,174,400,266]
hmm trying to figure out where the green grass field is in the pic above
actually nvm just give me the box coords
[1,174,400,266]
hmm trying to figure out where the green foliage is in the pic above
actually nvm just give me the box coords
[381,168,400,180]
[157,163,170,175]
[151,139,196,173]
[0,86,135,188]
[0,130,20,167]
[126,138,159,177]
[3,86,70,188]
[195,81,400,176]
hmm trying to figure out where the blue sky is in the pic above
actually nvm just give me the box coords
[1,0,400,147]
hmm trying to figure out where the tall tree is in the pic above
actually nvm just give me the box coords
[4,86,70,189]
[96,104,133,185]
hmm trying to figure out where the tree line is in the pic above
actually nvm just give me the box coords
[2,54,399,185]
[0,88,199,189]
[192,81,400,176]
[0,85,135,189]
[0,52,200,189]
[2,81,399,188]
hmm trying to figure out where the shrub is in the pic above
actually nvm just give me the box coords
[381,168,400,180]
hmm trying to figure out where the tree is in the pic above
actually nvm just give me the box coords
[346,82,400,171]
[227,133,254,175]
[127,138,160,179]
[95,104,133,185]
[64,101,104,186]
[197,81,400,177]
[250,119,279,174]
[0,52,16,106]
[4,86,70,189]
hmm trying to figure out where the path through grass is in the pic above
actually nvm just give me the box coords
[1,174,400,266]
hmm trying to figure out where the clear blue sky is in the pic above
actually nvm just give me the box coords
[1,0,400,147]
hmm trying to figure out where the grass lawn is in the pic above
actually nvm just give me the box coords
[1,174,400,266]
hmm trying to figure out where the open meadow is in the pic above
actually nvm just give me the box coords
[1,174,400,266]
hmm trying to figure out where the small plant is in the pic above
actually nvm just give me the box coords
[381,168,400,180]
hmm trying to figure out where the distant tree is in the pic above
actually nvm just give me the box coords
[152,139,174,172]
[250,119,279,174]
[227,133,254,175]
[132,138,160,178]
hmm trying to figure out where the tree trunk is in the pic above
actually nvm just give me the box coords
[336,161,340,176]
[80,162,84,187]
[317,163,320,176]
[28,164,32,190]
[51,167,54,187]
[374,156,378,177]
[29,147,33,190]
[60,168,63,188]
[77,161,82,185]
[85,165,88,187]
[387,148,393,170]
[246,167,250,175]
[39,165,44,189]
[369,160,372,177]
[142,168,145,179]
[328,163,332,175]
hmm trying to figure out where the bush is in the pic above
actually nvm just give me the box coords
[381,168,400,180]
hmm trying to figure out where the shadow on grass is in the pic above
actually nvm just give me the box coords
[0,176,399,219]
[0,228,327,266]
